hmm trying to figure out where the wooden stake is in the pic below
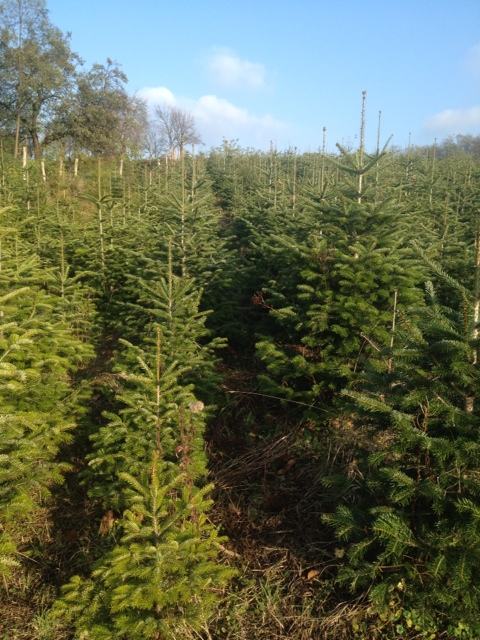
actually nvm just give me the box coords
[155,325,163,453]
[358,90,367,203]
[320,126,327,193]
[374,110,382,202]
[387,289,398,374]
[97,158,105,271]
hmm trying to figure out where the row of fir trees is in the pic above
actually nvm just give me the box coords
[1,126,480,640]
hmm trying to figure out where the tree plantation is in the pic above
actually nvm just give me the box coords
[1,1,480,639]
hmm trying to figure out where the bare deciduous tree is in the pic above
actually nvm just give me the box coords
[155,105,202,158]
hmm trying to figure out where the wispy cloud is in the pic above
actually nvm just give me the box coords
[138,86,286,148]
[206,48,267,89]
[425,106,480,134]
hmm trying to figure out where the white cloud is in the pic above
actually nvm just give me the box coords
[139,86,286,149]
[138,86,176,106]
[206,48,267,89]
[193,94,284,146]
[426,106,480,134]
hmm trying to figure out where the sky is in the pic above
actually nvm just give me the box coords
[46,0,480,151]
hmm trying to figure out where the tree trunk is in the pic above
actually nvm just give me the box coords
[14,113,21,159]
[31,128,42,160]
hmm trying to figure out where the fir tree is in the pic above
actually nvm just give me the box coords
[255,147,422,412]
[54,453,234,640]
[0,205,93,582]
[325,280,480,637]
[87,325,210,508]
[55,320,234,638]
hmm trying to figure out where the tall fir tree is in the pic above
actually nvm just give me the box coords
[255,146,422,416]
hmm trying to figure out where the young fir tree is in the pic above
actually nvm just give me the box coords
[255,144,421,412]
[87,246,225,506]
[0,205,93,582]
[54,322,234,639]
[324,275,480,637]
[86,325,210,509]
[135,153,231,295]
[148,154,235,343]
[129,242,225,391]
[55,451,233,640]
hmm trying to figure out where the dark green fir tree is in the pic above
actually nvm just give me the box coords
[325,270,480,637]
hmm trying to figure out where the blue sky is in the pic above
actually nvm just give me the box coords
[47,0,480,151]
